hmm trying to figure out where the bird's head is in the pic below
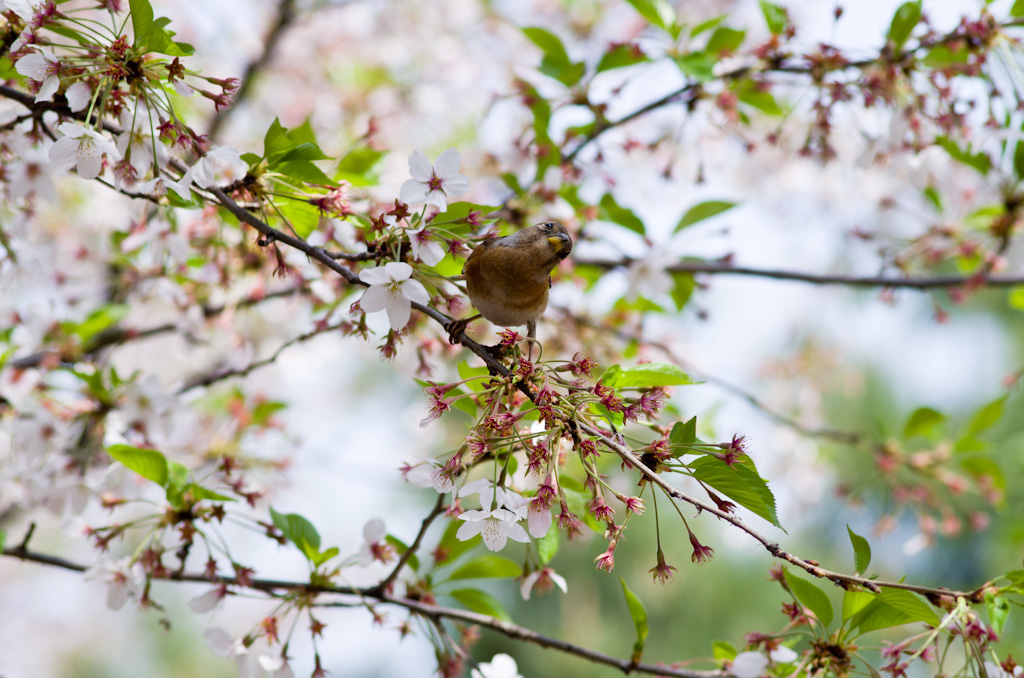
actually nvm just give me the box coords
[535,221,573,262]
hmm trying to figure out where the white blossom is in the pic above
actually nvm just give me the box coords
[186,145,247,189]
[65,81,92,111]
[731,651,768,678]
[14,46,60,102]
[84,557,144,611]
[48,122,121,180]
[520,567,567,600]
[409,226,445,266]
[457,507,530,552]
[471,653,524,678]
[6,147,56,200]
[399,148,469,211]
[358,261,429,331]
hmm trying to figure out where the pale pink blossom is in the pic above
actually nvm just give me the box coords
[399,148,469,211]
[358,262,429,330]
[48,122,121,180]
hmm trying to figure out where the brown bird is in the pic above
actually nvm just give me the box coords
[446,221,572,357]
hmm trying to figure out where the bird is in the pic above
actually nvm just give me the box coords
[446,221,572,358]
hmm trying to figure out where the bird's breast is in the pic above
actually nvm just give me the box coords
[464,249,551,327]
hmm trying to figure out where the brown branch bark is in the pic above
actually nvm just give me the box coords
[575,257,1024,289]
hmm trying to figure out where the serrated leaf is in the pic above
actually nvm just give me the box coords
[674,51,715,82]
[598,193,645,234]
[274,143,332,164]
[967,396,1005,437]
[670,417,697,446]
[712,640,736,660]
[596,44,648,72]
[986,592,1010,635]
[706,27,745,56]
[689,456,781,528]
[676,200,736,232]
[842,590,875,621]
[448,555,522,581]
[936,136,990,176]
[759,0,789,35]
[847,525,872,574]
[130,0,194,56]
[603,362,699,388]
[336,147,387,186]
[274,196,321,239]
[620,578,649,662]
[107,445,169,487]
[903,406,946,438]
[670,271,694,310]
[625,0,677,32]
[522,27,585,86]
[270,507,322,564]
[536,526,559,565]
[888,1,921,50]
[784,569,834,628]
[449,588,511,622]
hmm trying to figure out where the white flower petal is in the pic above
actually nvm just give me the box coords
[65,81,91,111]
[384,295,412,330]
[400,278,430,306]
[383,261,412,280]
[363,518,386,542]
[359,266,394,285]
[36,75,59,102]
[443,174,470,197]
[407,150,433,181]
[769,647,798,664]
[424,189,448,211]
[359,284,390,312]
[456,519,484,541]
[527,501,551,538]
[433,148,462,178]
[732,651,769,678]
[399,179,428,205]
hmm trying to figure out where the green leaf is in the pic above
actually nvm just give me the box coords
[65,304,129,345]
[784,569,834,628]
[733,80,782,116]
[385,535,419,572]
[269,507,323,563]
[107,445,169,487]
[536,526,559,565]
[712,640,737,660]
[706,27,745,56]
[923,44,970,68]
[603,362,700,388]
[759,0,789,35]
[432,202,501,230]
[935,136,990,176]
[670,271,695,311]
[522,27,585,86]
[596,44,648,72]
[436,519,478,565]
[598,193,645,234]
[923,185,943,211]
[689,456,782,528]
[448,555,522,581]
[129,0,194,56]
[311,546,340,567]
[336,147,387,186]
[888,1,922,51]
[675,200,736,232]
[670,416,697,446]
[274,161,335,186]
[625,0,677,33]
[842,590,875,621]
[903,406,946,438]
[1013,0,1024,17]
[847,526,872,574]
[966,396,1006,437]
[691,15,726,37]
[986,591,1010,636]
[673,52,715,82]
[850,589,939,633]
[1009,286,1024,310]
[187,484,236,502]
[449,588,512,622]
[275,196,321,239]
[620,578,649,662]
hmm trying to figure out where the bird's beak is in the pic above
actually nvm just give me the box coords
[547,234,572,258]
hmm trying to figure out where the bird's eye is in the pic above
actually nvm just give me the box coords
[541,222,553,230]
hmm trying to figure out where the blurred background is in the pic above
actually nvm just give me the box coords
[1,0,1022,676]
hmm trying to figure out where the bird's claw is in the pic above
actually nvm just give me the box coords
[445,318,469,345]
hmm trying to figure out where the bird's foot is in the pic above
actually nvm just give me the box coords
[445,318,470,345]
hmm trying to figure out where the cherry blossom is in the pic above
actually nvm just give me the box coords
[471,653,524,678]
[185,145,247,189]
[520,566,567,600]
[48,122,121,180]
[65,81,91,111]
[358,261,430,331]
[408,226,445,266]
[457,506,530,551]
[14,46,61,102]
[83,557,144,611]
[358,518,395,565]
[399,148,469,211]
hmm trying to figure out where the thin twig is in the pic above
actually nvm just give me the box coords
[370,494,447,597]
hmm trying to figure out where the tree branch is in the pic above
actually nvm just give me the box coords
[575,257,1024,290]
